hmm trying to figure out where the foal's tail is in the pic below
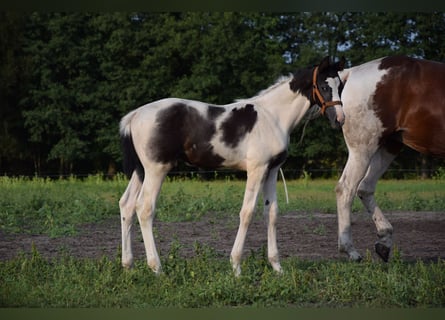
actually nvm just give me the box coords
[120,111,144,180]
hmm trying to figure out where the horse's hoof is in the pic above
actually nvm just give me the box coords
[375,243,390,262]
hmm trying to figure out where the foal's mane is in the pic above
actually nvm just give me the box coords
[235,75,292,102]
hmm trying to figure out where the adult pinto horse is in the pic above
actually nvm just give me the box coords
[119,56,345,276]
[336,55,445,262]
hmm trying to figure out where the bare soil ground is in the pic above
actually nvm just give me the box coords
[1,211,444,263]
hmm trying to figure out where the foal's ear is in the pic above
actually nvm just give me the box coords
[336,56,346,71]
[318,56,331,73]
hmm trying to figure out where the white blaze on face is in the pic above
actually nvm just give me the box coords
[326,76,345,125]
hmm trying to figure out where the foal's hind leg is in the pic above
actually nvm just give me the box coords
[136,164,169,275]
[119,171,142,269]
[262,167,282,274]
[357,145,399,262]
[231,166,267,276]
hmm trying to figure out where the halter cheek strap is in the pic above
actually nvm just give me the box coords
[312,66,343,115]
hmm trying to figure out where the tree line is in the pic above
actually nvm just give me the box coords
[1,12,444,178]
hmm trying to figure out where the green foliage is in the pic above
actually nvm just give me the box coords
[17,12,286,175]
[2,12,445,175]
[434,167,445,180]
[1,245,444,307]
[0,13,30,173]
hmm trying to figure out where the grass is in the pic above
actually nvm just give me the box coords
[0,175,122,237]
[0,174,444,237]
[0,244,444,307]
[0,174,444,307]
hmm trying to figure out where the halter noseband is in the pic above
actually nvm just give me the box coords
[312,66,343,115]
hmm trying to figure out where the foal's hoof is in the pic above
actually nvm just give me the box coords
[122,261,134,270]
[375,243,390,262]
[347,251,363,262]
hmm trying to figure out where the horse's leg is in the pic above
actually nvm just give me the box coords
[135,164,169,275]
[336,150,373,261]
[119,171,142,269]
[262,167,282,274]
[230,166,267,276]
[357,145,400,262]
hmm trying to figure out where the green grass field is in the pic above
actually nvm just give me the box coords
[0,174,443,237]
[1,244,444,307]
[0,175,444,307]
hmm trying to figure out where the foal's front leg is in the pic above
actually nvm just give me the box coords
[262,167,282,274]
[230,166,267,276]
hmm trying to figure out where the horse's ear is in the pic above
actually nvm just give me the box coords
[318,56,331,72]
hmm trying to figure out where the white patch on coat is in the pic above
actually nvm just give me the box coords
[340,58,389,153]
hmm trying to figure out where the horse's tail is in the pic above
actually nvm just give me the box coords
[120,111,144,180]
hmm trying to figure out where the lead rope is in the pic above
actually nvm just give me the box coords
[279,168,289,204]
[279,105,321,205]
[298,105,321,145]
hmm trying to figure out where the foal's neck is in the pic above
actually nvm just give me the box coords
[252,80,311,135]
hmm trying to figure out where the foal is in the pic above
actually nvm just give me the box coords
[119,56,345,276]
[336,55,445,262]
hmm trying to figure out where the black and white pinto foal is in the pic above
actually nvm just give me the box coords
[119,57,345,276]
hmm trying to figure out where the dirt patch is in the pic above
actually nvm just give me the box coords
[1,211,444,263]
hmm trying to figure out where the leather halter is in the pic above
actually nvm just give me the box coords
[312,66,343,115]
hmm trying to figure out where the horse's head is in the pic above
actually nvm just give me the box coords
[313,56,346,129]
[289,56,346,129]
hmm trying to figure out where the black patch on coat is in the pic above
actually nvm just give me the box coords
[150,103,225,168]
[265,150,288,180]
[207,105,225,120]
[121,132,144,181]
[289,67,312,101]
[267,150,288,171]
[220,104,258,148]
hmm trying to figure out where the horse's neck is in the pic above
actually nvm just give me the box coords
[252,81,311,135]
